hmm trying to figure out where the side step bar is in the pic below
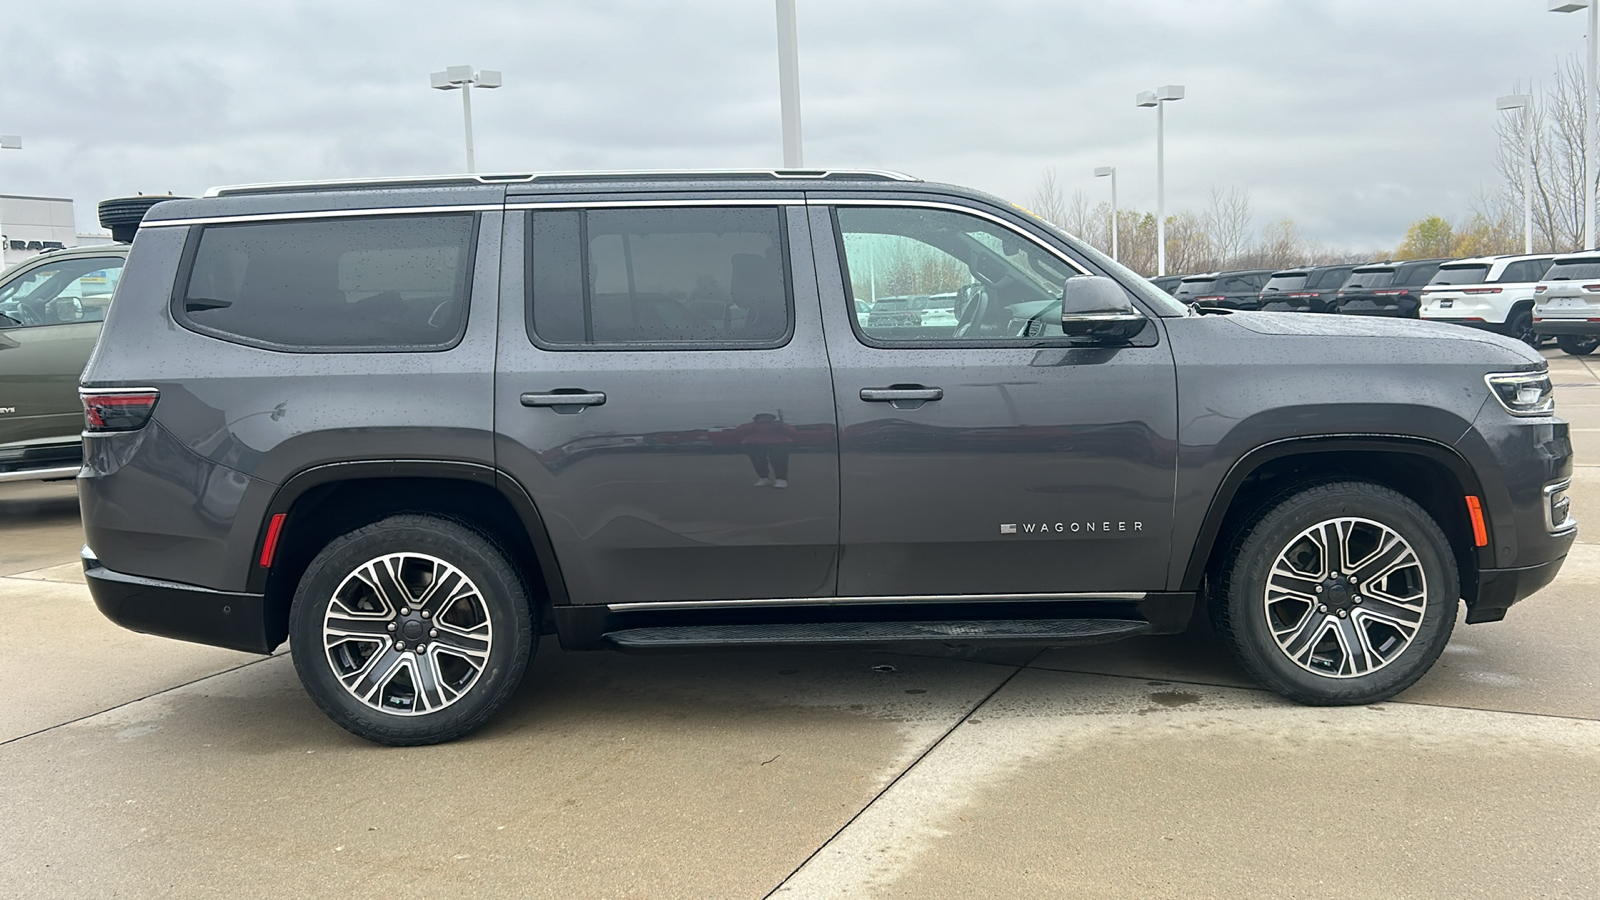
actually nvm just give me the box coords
[605,618,1152,651]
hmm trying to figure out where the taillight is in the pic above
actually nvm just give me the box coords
[1535,285,1548,293]
[1195,295,1225,302]
[1462,287,1503,294]
[1582,284,1600,292]
[1373,289,1411,296]
[80,388,160,433]
[1286,292,1317,297]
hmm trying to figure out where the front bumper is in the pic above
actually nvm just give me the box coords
[82,547,274,654]
[1469,554,1570,623]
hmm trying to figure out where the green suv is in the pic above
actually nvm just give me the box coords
[0,244,129,483]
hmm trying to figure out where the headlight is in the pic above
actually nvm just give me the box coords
[1484,371,1555,416]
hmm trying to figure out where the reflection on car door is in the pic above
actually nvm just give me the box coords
[810,200,1179,596]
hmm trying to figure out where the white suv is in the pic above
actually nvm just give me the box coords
[1419,253,1554,346]
[1532,253,1600,355]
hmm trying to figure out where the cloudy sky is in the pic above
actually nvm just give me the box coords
[0,1,1588,251]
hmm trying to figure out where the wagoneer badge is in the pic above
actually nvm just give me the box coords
[1001,521,1144,535]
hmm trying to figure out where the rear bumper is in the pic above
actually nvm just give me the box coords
[1468,554,1569,624]
[1532,318,1600,336]
[82,547,274,654]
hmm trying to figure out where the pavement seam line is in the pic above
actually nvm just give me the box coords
[762,650,1040,900]
[0,654,282,748]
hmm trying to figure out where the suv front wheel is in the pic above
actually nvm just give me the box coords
[288,515,534,745]
[1212,481,1457,705]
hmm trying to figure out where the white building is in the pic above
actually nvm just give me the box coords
[0,195,99,269]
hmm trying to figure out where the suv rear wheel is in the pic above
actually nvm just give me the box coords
[1212,481,1457,705]
[1556,334,1600,356]
[288,514,534,745]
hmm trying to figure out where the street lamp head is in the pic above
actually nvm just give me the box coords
[1094,166,1115,177]
[1136,91,1158,108]
[1497,94,1532,111]
[0,135,19,151]
[1550,1,1588,13]
[1156,84,1185,102]
[476,70,503,89]
[429,71,454,90]
[432,66,501,91]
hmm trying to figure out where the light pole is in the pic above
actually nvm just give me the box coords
[775,0,804,167]
[1137,85,1184,275]
[0,134,19,271]
[1497,94,1534,254]
[1094,166,1119,261]
[430,66,502,174]
[1550,1,1597,249]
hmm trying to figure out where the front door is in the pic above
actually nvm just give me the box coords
[809,200,1178,597]
[495,199,839,605]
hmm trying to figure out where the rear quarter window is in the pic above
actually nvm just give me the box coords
[175,213,477,351]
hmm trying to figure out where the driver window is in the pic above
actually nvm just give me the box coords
[835,206,1071,343]
[0,257,124,329]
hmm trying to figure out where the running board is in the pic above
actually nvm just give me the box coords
[604,618,1152,651]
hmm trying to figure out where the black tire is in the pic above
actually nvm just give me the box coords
[1556,334,1600,356]
[1211,481,1457,705]
[96,195,188,243]
[288,514,534,745]
[1506,307,1537,348]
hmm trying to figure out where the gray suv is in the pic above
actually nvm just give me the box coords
[79,170,1575,745]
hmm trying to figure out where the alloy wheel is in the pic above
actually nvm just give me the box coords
[1263,517,1427,678]
[321,552,494,715]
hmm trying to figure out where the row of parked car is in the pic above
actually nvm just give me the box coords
[1149,253,1600,355]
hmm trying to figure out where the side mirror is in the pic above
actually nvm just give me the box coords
[1060,276,1147,344]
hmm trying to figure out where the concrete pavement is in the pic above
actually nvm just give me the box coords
[1,347,1597,898]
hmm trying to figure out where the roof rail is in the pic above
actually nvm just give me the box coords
[205,168,921,198]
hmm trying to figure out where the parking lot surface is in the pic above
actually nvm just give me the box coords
[2,349,1597,898]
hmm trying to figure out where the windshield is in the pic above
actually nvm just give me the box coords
[1342,268,1396,290]
[1546,258,1600,280]
[1429,264,1489,286]
[1262,273,1308,292]
[1173,277,1218,299]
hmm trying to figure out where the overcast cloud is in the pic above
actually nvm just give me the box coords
[0,1,1588,250]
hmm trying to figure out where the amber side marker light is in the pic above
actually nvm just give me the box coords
[1465,496,1489,547]
[260,513,287,567]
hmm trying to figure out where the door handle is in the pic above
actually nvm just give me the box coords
[859,386,942,410]
[521,391,606,414]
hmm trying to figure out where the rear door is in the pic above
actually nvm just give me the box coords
[0,254,124,456]
[809,197,1179,597]
[494,196,839,605]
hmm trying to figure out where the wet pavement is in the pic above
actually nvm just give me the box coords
[1,348,1597,898]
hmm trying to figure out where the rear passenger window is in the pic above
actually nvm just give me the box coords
[178,214,476,351]
[528,206,791,348]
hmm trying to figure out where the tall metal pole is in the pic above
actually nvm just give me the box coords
[775,0,804,167]
[461,84,476,174]
[1110,168,1119,262]
[1588,0,1597,249]
[1156,101,1167,276]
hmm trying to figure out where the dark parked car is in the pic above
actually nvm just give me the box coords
[1150,274,1183,295]
[1171,269,1274,309]
[1255,264,1357,313]
[1333,259,1450,317]
[80,169,1572,744]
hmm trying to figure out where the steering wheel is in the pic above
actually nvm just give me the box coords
[953,283,989,338]
[0,303,40,327]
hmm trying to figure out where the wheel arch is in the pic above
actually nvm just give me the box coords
[248,461,570,650]
[1182,436,1492,609]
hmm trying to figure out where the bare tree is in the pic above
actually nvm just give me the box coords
[1495,59,1592,253]
[1206,187,1254,267]
[1029,168,1070,230]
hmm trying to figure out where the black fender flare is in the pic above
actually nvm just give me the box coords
[1179,434,1491,592]
[245,459,571,607]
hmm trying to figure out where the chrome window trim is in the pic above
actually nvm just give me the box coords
[806,197,1092,277]
[606,591,1146,612]
[142,205,502,228]
[506,198,806,211]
